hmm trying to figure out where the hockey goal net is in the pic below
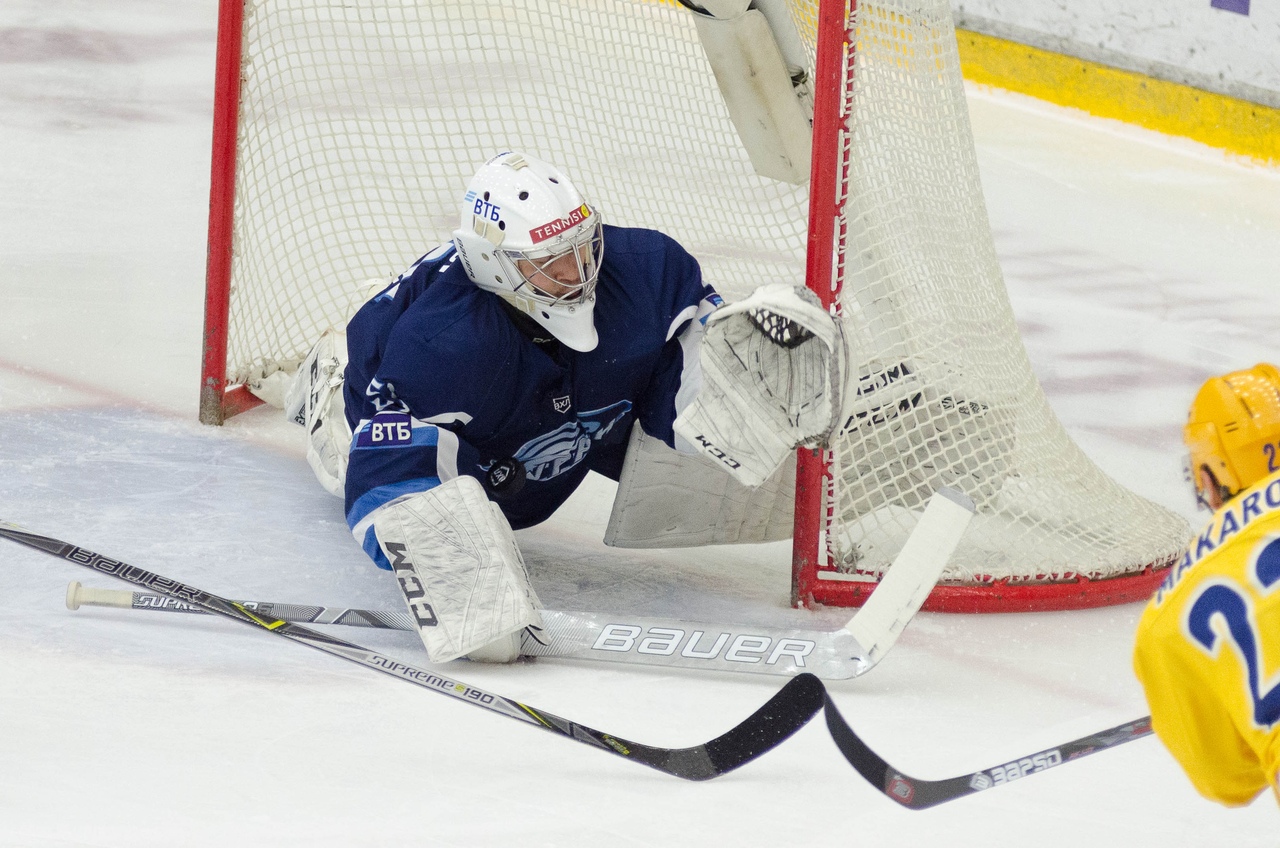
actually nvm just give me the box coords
[201,0,1189,611]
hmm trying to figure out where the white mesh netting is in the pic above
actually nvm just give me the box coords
[225,0,813,386]
[820,0,1188,583]
[218,0,1188,587]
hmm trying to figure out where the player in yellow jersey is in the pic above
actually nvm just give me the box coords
[1134,363,1280,806]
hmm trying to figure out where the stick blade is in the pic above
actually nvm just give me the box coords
[843,487,975,668]
[637,672,827,780]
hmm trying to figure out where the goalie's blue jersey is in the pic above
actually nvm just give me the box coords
[343,225,721,569]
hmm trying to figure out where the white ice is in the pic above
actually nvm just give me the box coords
[2,1,1280,845]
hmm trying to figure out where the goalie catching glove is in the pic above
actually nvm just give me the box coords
[368,475,543,663]
[674,282,844,488]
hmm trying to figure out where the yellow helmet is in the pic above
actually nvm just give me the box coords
[1184,363,1280,509]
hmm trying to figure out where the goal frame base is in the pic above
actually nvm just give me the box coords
[199,384,265,426]
[795,562,1173,613]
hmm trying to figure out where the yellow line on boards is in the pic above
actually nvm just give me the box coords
[632,2,1277,165]
[955,28,1280,167]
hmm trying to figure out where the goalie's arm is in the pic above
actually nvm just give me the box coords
[634,287,723,453]
[344,412,480,564]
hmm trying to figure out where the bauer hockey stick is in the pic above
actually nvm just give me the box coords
[65,584,868,678]
[0,519,824,781]
[63,487,975,680]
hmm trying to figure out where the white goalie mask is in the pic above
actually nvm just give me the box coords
[452,152,604,352]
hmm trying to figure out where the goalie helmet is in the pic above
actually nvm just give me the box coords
[452,152,604,352]
[1184,363,1280,510]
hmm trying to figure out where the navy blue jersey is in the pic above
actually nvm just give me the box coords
[343,225,721,569]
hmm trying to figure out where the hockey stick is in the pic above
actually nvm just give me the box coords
[822,690,1154,809]
[4,499,1147,796]
[62,488,975,680]
[0,519,823,780]
[63,583,867,678]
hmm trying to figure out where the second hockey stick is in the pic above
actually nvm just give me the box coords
[1,519,822,781]
[822,690,1153,809]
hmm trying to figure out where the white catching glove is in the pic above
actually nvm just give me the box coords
[370,475,543,663]
[674,282,844,488]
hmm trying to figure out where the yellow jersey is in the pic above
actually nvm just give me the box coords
[1133,469,1280,806]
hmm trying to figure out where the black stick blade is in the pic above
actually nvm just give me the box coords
[823,689,1154,809]
[607,672,826,780]
[701,671,826,778]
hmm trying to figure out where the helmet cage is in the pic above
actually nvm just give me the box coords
[495,211,605,308]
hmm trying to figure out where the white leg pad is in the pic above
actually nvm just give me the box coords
[691,7,812,184]
[372,476,542,663]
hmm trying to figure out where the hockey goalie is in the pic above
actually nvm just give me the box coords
[285,151,846,665]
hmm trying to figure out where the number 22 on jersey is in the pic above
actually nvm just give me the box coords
[1185,536,1280,727]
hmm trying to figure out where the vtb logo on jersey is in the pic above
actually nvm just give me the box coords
[356,412,414,447]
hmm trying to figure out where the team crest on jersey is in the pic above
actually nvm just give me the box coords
[510,400,631,482]
[365,377,409,415]
[553,395,571,414]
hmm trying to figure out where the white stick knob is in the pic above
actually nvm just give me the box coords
[66,581,134,610]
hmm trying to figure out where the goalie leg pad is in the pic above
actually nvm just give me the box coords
[604,422,794,548]
[284,329,351,497]
[674,282,844,488]
[371,476,543,663]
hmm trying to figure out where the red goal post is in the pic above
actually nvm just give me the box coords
[199,0,1188,611]
[201,0,262,425]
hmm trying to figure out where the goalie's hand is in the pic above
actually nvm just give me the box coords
[674,283,844,488]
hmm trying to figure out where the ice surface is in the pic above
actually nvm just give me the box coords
[2,1,1280,844]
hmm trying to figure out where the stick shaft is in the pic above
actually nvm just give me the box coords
[5,521,822,780]
[823,689,1153,809]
